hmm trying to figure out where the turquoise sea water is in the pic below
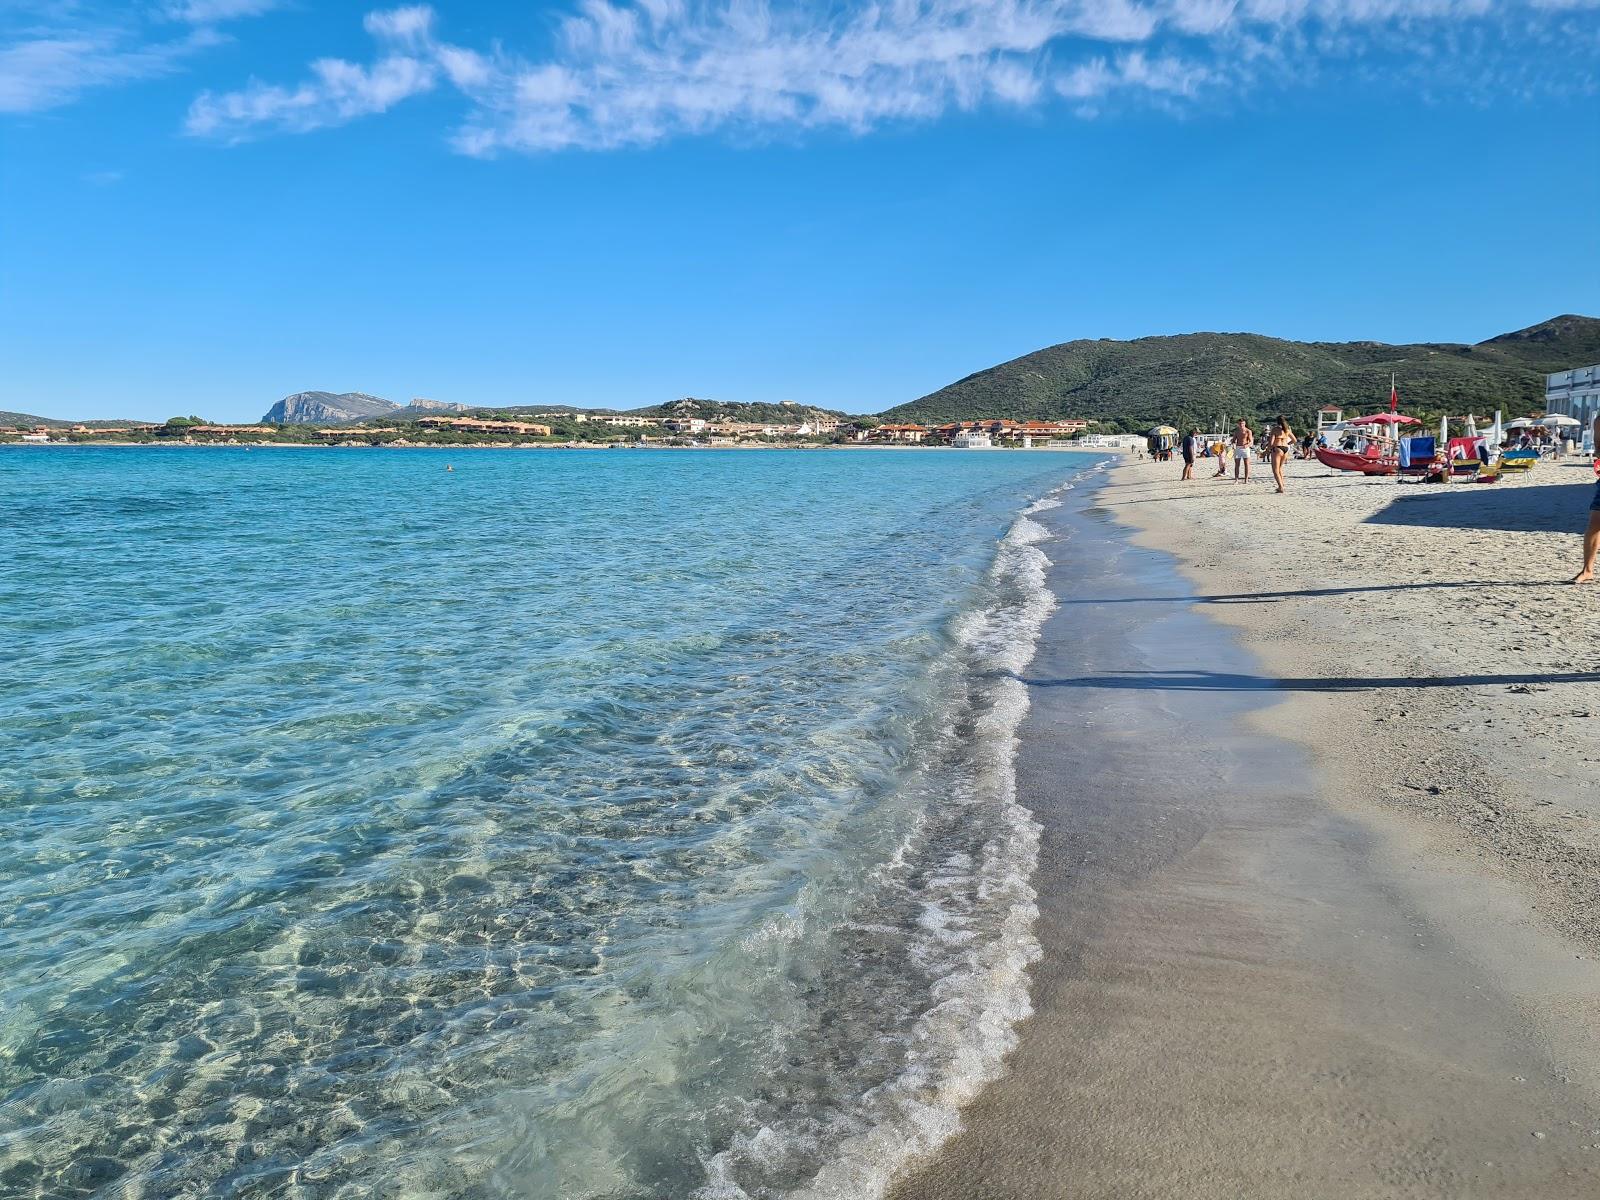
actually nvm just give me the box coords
[0,446,1100,1199]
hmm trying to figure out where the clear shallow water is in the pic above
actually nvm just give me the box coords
[0,446,1100,1199]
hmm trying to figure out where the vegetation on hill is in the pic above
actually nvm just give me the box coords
[632,397,852,423]
[881,316,1600,432]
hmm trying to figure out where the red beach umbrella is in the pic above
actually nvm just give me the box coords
[1348,413,1421,426]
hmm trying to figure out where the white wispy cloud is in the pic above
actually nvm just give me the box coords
[163,0,285,23]
[0,29,221,114]
[178,0,1600,152]
[184,6,443,137]
[0,0,280,115]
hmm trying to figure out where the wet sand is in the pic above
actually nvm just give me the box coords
[889,462,1600,1199]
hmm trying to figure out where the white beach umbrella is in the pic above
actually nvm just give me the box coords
[1439,414,1449,462]
[1504,418,1535,430]
[1539,414,1581,427]
[1465,414,1478,438]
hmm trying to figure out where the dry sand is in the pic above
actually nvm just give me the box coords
[1111,455,1600,955]
[889,454,1600,1200]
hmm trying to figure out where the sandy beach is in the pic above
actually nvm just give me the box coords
[891,454,1600,1199]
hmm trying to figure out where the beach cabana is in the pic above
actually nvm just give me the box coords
[1146,425,1178,456]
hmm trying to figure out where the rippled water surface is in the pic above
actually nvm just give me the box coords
[0,446,1099,1199]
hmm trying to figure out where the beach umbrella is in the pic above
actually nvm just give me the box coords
[1504,418,1535,430]
[1349,413,1420,426]
[1439,413,1449,452]
[1539,414,1581,427]
[1148,425,1178,436]
[1465,414,1479,438]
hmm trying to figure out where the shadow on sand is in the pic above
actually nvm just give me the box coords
[1058,579,1555,606]
[1364,474,1597,534]
[1016,668,1600,694]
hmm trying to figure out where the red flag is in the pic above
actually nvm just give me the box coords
[1389,374,1398,413]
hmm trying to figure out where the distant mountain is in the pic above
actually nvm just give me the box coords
[0,410,152,429]
[361,398,472,423]
[263,391,397,424]
[880,315,1600,428]
[403,398,470,412]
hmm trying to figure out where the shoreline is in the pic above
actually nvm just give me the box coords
[889,458,1600,1198]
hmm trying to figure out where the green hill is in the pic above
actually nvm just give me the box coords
[881,315,1599,430]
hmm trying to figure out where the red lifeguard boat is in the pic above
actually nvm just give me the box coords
[1313,378,1420,475]
[1314,438,1398,475]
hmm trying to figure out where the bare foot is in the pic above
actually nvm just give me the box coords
[1574,570,1595,584]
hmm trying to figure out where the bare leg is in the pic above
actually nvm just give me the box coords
[1574,511,1600,583]
[1272,453,1286,493]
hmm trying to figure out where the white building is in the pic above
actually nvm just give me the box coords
[1547,365,1600,451]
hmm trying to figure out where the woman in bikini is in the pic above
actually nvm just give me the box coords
[1268,416,1295,494]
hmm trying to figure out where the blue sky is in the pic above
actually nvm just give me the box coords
[3,1,1598,422]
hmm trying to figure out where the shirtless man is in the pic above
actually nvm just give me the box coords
[1232,420,1254,483]
[1574,413,1600,584]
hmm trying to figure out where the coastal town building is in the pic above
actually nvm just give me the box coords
[928,418,1086,445]
[586,415,660,428]
[1547,364,1600,450]
[415,417,554,436]
[3,424,161,440]
[872,424,930,443]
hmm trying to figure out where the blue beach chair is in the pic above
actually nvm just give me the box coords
[1397,436,1440,481]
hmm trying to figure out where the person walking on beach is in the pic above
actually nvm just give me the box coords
[1181,429,1198,480]
[1575,414,1600,584]
[1267,416,1295,494]
[1232,420,1254,482]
